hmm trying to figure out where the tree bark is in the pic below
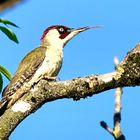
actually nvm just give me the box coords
[0,44,140,139]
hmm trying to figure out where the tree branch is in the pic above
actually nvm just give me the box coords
[0,0,22,12]
[100,56,125,140]
[0,44,140,139]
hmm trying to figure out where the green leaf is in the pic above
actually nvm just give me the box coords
[0,73,3,93]
[0,65,12,81]
[0,18,19,28]
[0,26,19,43]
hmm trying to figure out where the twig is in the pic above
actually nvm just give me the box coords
[100,56,125,140]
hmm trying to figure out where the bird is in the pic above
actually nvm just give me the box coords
[0,25,99,112]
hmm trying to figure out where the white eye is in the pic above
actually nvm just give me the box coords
[59,27,64,32]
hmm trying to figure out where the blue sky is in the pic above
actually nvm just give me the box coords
[0,0,140,139]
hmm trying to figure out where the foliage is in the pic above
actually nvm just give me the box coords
[0,18,18,93]
[0,18,19,43]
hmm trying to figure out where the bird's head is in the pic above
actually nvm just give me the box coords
[40,25,100,48]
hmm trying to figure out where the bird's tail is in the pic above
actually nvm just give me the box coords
[0,97,9,116]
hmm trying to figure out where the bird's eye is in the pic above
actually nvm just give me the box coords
[58,27,65,33]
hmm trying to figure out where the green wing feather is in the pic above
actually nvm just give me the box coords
[3,46,46,96]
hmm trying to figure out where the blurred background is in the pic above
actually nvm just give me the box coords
[0,0,140,139]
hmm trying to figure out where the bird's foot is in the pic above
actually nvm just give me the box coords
[43,76,57,81]
[31,76,58,89]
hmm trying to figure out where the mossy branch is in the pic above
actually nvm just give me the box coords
[0,44,140,139]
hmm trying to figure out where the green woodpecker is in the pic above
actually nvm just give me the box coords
[0,25,99,111]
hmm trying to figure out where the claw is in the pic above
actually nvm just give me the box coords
[43,76,57,81]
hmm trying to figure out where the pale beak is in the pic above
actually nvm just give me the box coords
[71,25,101,34]
[63,25,101,46]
